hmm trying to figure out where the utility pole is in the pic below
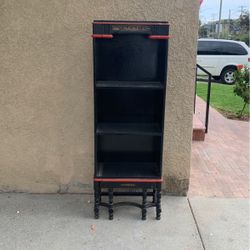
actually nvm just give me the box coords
[228,9,231,38]
[217,0,223,39]
[211,13,217,37]
[238,5,247,34]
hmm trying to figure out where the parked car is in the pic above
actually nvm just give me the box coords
[197,39,249,84]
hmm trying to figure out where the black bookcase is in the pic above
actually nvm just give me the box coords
[92,21,169,220]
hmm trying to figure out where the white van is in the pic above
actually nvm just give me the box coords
[197,39,249,84]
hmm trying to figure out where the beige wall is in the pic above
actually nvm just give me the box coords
[0,0,199,195]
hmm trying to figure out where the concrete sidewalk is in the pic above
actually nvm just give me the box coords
[0,194,249,250]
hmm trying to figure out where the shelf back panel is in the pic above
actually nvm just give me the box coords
[97,89,164,124]
[95,34,166,81]
[97,134,161,163]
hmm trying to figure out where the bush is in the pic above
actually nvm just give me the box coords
[233,34,249,46]
[233,66,250,117]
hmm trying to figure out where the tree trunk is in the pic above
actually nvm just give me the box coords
[239,102,247,117]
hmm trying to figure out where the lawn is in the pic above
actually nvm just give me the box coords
[196,82,250,119]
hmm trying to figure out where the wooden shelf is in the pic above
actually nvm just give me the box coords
[96,123,162,136]
[97,162,160,178]
[92,21,169,219]
[96,81,163,89]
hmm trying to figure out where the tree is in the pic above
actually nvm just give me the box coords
[199,25,208,37]
[233,10,250,45]
[239,10,249,33]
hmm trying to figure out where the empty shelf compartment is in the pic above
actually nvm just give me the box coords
[96,162,160,178]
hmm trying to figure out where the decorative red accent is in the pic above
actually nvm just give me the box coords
[92,34,113,39]
[149,35,172,40]
[93,21,169,26]
[248,57,250,62]
[94,178,163,183]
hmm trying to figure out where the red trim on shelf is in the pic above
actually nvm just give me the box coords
[93,21,169,26]
[149,35,172,40]
[92,34,113,39]
[94,178,163,183]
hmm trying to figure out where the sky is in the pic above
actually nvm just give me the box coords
[200,0,249,23]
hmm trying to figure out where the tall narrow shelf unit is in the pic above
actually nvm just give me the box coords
[93,20,169,220]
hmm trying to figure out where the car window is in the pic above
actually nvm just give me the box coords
[220,42,248,55]
[198,41,221,55]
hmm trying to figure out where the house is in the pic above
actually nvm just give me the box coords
[200,19,241,38]
[0,0,200,196]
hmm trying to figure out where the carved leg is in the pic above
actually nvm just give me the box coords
[108,188,114,220]
[142,188,147,220]
[94,182,100,219]
[152,188,156,204]
[156,188,161,220]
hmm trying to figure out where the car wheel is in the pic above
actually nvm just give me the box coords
[221,67,236,84]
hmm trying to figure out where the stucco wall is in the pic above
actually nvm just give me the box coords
[0,0,199,195]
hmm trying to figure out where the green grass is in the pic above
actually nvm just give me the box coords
[196,82,250,118]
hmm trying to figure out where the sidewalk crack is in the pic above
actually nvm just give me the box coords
[188,198,206,250]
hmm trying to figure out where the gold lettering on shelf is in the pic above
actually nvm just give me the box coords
[120,183,136,187]
[112,25,151,32]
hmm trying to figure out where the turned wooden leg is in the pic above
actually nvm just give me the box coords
[108,188,114,220]
[142,188,147,220]
[156,188,161,220]
[94,182,100,219]
[152,188,156,204]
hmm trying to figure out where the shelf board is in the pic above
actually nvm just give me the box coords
[96,123,162,136]
[96,162,160,178]
[96,81,163,89]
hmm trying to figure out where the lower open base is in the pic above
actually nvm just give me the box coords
[94,179,162,220]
